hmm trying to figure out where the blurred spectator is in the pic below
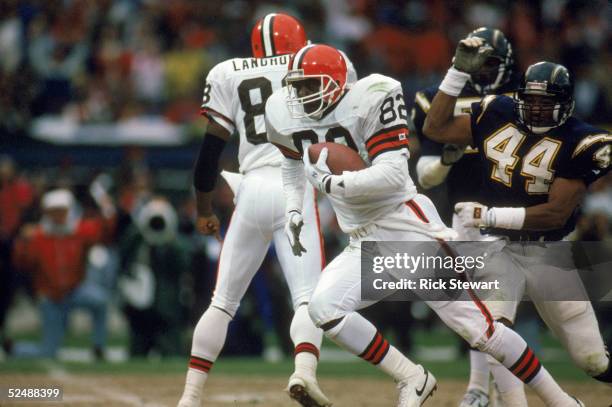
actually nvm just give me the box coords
[118,197,191,357]
[131,37,165,110]
[0,2,22,74]
[0,0,607,133]
[0,156,33,344]
[7,188,116,359]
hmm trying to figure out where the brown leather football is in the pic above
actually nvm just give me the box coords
[308,142,366,175]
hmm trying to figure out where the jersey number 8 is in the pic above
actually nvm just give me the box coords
[238,77,274,145]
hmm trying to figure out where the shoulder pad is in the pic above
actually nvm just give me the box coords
[353,74,401,94]
[572,133,612,158]
[347,74,402,113]
[474,94,512,123]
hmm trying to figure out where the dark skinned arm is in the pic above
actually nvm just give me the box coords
[522,177,586,231]
[423,91,473,146]
[194,119,231,241]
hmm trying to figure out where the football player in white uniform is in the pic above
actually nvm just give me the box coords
[177,14,355,407]
[266,44,583,407]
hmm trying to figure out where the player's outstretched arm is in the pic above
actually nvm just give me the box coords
[456,178,586,232]
[193,120,231,241]
[423,92,472,145]
[424,37,493,146]
[522,177,586,231]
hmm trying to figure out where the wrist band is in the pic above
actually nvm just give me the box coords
[488,207,526,230]
[439,67,471,97]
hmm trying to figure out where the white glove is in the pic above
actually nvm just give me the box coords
[454,202,491,228]
[303,146,344,195]
[441,144,465,166]
[285,210,307,256]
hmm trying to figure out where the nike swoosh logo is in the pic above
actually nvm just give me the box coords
[415,371,428,396]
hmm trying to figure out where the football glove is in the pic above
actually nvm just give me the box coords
[455,202,492,228]
[285,210,307,256]
[303,146,344,195]
[441,144,466,166]
[453,36,494,74]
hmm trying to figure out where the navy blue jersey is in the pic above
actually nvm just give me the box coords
[412,79,518,210]
[471,95,612,241]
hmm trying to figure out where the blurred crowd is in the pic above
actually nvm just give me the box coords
[1,0,611,360]
[0,153,312,359]
[0,0,610,137]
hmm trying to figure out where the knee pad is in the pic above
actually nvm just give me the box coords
[567,337,609,376]
[548,302,608,376]
[308,292,344,328]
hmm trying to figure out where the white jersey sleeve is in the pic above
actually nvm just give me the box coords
[340,76,411,198]
[200,61,236,134]
[265,93,306,214]
[265,89,302,159]
[358,75,410,162]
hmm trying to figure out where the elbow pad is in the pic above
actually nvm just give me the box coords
[416,155,451,189]
[193,133,227,192]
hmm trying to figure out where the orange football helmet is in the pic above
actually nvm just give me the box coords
[285,44,348,119]
[251,13,307,58]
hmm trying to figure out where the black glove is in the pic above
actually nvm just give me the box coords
[441,144,465,166]
[453,37,493,74]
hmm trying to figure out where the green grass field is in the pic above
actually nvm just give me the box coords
[0,328,595,381]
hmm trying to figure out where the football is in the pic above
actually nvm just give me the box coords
[308,142,366,175]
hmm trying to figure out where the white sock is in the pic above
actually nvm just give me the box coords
[179,306,232,403]
[290,304,323,378]
[487,354,526,406]
[294,352,318,379]
[498,385,529,407]
[376,345,420,382]
[467,350,489,393]
[481,322,575,406]
[325,312,418,382]
[178,369,208,405]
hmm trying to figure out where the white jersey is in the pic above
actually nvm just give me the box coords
[200,53,358,174]
[266,74,418,232]
[200,55,290,173]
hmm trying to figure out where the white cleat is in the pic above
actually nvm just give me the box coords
[286,372,332,407]
[459,389,489,407]
[397,366,437,407]
[571,397,585,407]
